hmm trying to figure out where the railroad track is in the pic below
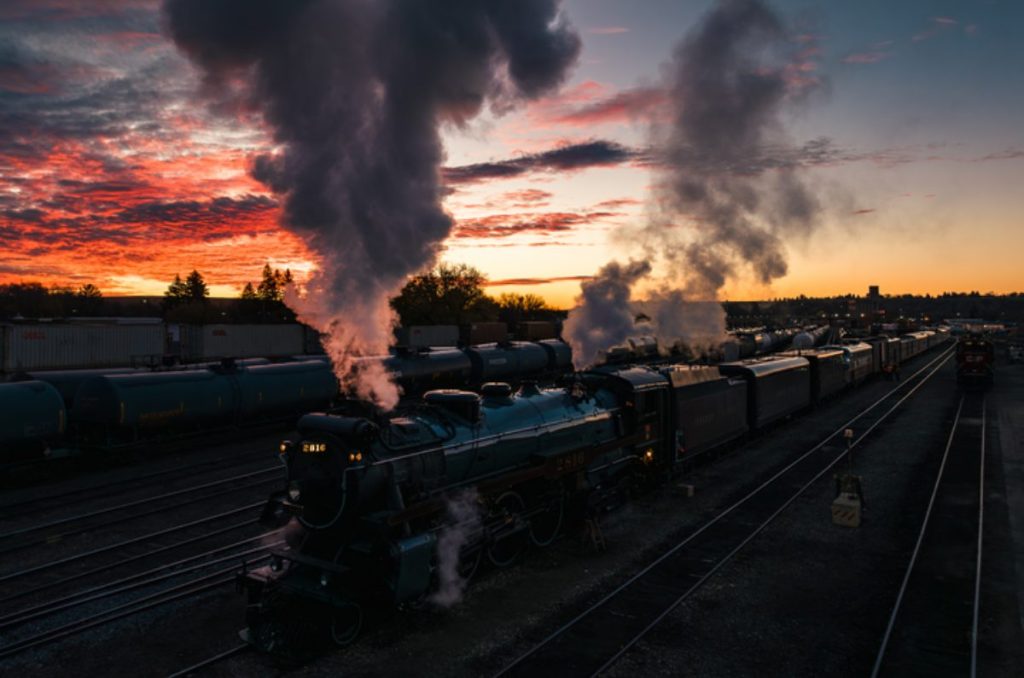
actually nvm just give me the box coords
[0,529,282,659]
[0,445,278,521]
[0,465,280,557]
[495,344,956,677]
[871,392,987,677]
[0,456,288,660]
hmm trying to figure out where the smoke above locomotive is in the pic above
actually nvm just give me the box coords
[163,0,581,408]
[564,0,825,368]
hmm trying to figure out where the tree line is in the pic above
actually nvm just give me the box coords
[0,262,557,326]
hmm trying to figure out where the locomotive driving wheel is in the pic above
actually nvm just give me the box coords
[458,541,483,581]
[487,490,528,567]
[330,601,363,647]
[528,486,565,547]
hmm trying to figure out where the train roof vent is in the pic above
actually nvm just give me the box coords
[480,382,513,399]
[424,389,482,422]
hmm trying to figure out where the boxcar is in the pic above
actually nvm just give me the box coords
[718,356,810,429]
[828,342,875,385]
[783,349,847,402]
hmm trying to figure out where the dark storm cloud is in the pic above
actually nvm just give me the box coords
[453,210,618,239]
[2,208,46,222]
[110,194,277,224]
[444,140,641,184]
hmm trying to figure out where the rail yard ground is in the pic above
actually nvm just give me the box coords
[2,350,1022,677]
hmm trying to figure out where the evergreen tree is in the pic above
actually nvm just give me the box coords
[184,270,209,302]
[164,274,188,310]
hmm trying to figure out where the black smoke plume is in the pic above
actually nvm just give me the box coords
[163,0,580,406]
[565,0,822,367]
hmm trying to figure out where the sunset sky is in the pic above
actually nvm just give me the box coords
[1,0,1022,308]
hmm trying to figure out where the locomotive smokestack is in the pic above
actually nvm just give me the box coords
[564,0,823,368]
[163,0,580,407]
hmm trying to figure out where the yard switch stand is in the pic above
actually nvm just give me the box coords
[832,428,864,527]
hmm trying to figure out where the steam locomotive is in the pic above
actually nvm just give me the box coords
[238,329,948,657]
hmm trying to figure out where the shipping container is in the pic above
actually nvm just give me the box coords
[178,324,305,361]
[394,325,459,349]
[517,321,558,341]
[461,322,508,346]
[1,323,165,372]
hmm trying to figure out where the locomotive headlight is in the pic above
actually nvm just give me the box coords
[643,448,655,464]
[279,440,294,456]
[320,572,331,588]
[287,480,302,502]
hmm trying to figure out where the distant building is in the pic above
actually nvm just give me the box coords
[868,285,880,299]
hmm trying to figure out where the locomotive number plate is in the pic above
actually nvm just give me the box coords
[302,442,327,454]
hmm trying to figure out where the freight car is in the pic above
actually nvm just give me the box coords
[717,356,810,429]
[355,339,573,395]
[779,348,847,402]
[238,332,951,656]
[0,381,66,457]
[74,360,339,444]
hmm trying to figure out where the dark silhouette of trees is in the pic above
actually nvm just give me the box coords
[391,263,498,326]
[184,270,209,302]
[234,264,296,322]
[495,292,552,325]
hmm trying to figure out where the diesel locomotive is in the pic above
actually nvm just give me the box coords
[237,329,948,657]
[955,334,995,389]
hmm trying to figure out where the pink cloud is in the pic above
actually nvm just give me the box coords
[587,26,629,35]
[550,87,667,126]
[851,208,876,216]
[842,51,892,64]
[913,17,957,42]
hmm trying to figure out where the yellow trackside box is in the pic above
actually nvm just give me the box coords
[831,492,862,527]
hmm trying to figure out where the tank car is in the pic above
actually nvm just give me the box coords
[0,380,66,456]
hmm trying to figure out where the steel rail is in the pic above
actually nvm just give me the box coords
[0,476,277,560]
[0,560,265,660]
[0,518,256,606]
[870,394,968,677]
[166,643,251,678]
[0,465,279,541]
[495,343,955,677]
[0,540,282,630]
[0,448,275,519]
[971,398,986,678]
[0,501,264,585]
